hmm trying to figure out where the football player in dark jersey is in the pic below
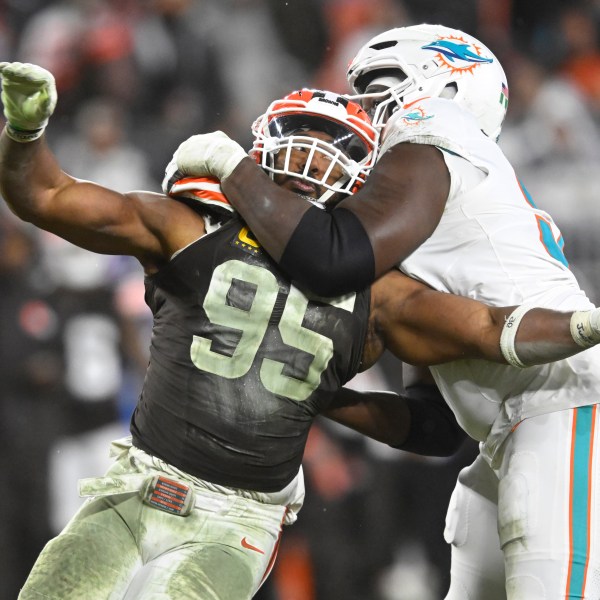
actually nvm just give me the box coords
[0,62,596,600]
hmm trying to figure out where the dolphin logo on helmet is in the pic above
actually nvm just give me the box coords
[421,39,494,66]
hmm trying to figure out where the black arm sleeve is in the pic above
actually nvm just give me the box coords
[279,206,376,296]
[395,384,467,457]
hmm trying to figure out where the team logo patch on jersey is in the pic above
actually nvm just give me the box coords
[422,35,493,75]
[232,226,263,256]
[400,105,434,126]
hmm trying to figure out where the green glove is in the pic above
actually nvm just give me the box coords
[0,61,57,142]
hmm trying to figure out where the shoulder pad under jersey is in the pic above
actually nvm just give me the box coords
[378,97,485,158]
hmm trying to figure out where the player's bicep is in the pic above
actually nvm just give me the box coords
[34,179,165,257]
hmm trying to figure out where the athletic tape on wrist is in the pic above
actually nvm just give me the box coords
[500,304,534,368]
[570,309,600,348]
[5,124,44,143]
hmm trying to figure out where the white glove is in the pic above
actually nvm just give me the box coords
[0,62,57,142]
[162,131,248,194]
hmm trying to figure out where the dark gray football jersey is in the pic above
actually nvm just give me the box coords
[131,217,370,492]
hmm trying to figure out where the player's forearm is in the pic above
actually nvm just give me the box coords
[323,388,410,446]
[512,307,573,364]
[221,158,312,262]
[0,62,67,223]
[0,130,71,224]
[323,384,466,456]
[434,304,589,367]
[502,306,597,367]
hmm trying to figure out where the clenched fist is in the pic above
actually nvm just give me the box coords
[162,131,248,193]
[0,62,57,142]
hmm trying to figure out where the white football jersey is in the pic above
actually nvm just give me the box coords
[381,97,600,464]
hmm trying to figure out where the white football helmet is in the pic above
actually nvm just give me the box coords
[251,89,378,204]
[347,24,509,141]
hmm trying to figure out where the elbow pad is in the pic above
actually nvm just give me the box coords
[395,384,466,457]
[279,206,375,296]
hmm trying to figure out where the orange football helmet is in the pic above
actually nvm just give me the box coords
[251,89,379,204]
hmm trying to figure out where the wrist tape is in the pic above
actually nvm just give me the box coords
[5,123,45,143]
[570,309,600,348]
[500,304,534,368]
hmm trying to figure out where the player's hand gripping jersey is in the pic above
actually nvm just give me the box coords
[134,215,369,492]
[384,97,600,462]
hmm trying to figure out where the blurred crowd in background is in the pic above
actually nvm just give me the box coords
[2,0,600,598]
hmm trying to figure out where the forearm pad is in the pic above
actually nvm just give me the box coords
[279,206,375,297]
[394,384,467,457]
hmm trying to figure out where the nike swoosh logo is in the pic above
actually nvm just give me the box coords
[241,537,265,554]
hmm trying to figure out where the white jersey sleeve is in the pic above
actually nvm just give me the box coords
[379,98,600,465]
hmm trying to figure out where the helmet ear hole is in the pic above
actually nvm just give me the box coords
[355,68,406,95]
[371,40,398,51]
[440,82,458,100]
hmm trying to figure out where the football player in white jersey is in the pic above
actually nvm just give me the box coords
[165,24,600,600]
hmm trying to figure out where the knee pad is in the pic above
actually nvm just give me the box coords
[498,451,538,550]
[444,477,468,547]
[445,458,498,547]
